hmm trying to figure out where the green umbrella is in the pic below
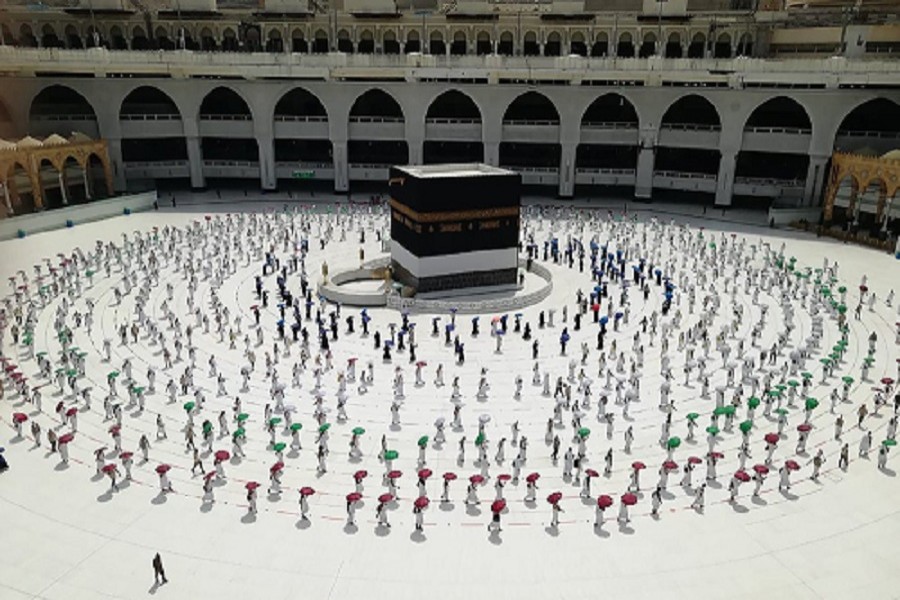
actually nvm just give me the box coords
[767,390,781,399]
[273,442,286,453]
[36,351,48,358]
[837,304,847,315]
[713,406,729,416]
[107,371,119,379]
[577,427,591,439]
[706,425,720,436]
[234,427,246,438]
[318,423,331,433]
[183,401,195,413]
[418,435,429,447]
[237,413,249,422]
[352,426,365,435]
[775,384,787,392]
[475,433,485,446]
[820,358,832,366]
[842,376,855,385]
[863,357,875,365]
[66,368,78,378]
[269,417,283,427]
[384,450,398,461]
[805,398,819,411]
[722,405,736,416]
[775,408,789,416]
[666,436,682,450]
[833,345,844,353]
[203,421,213,433]
[687,412,700,422]
[739,420,753,434]
[786,380,799,388]
[883,439,898,447]
[290,423,303,432]
[838,285,847,293]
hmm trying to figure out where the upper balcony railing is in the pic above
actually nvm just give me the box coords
[3,46,900,87]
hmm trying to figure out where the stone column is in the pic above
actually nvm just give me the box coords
[635,147,654,200]
[82,164,92,200]
[256,130,277,190]
[483,140,500,167]
[803,154,830,208]
[58,170,69,205]
[332,139,349,193]
[558,142,576,198]
[714,150,736,207]
[183,117,206,190]
[106,137,127,192]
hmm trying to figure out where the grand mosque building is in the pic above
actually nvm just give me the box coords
[1,0,899,216]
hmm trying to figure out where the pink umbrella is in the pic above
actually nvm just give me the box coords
[12,412,28,424]
[734,470,751,482]
[378,493,394,503]
[491,499,507,513]
[214,450,231,462]
[663,460,678,471]
[469,474,485,485]
[442,472,457,481]
[101,464,117,474]
[631,461,646,470]
[860,284,868,292]
[585,468,600,478]
[496,473,512,482]
[119,451,133,461]
[785,460,801,471]
[525,472,540,483]
[65,407,78,417]
[687,456,703,465]
[797,424,812,433]
[300,486,316,497]
[245,481,261,490]
[387,470,402,480]
[708,451,724,460]
[109,425,121,435]
[354,469,368,481]
[414,496,430,509]
[415,361,427,367]
[753,464,770,475]
[270,461,285,473]
[621,493,638,506]
[881,377,895,386]
[417,468,433,480]
[597,495,614,509]
[346,492,362,503]
[204,471,217,480]
[547,491,563,505]
[155,464,171,474]
[764,433,780,445]
[59,433,74,444]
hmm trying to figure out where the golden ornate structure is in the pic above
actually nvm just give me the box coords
[822,151,900,224]
[0,135,114,219]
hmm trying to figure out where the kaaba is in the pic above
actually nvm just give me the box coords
[388,164,521,294]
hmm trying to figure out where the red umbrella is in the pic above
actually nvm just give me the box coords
[59,433,74,444]
[797,423,812,433]
[491,499,507,513]
[155,464,171,474]
[417,468,433,480]
[204,471,217,480]
[442,472,457,481]
[378,493,394,503]
[119,451,133,461]
[497,473,512,482]
[708,451,724,460]
[214,450,231,462]
[346,492,362,503]
[663,460,678,471]
[65,407,78,417]
[881,377,895,386]
[734,470,751,482]
[860,284,868,292]
[414,496,430,509]
[597,495,614,509]
[585,468,600,478]
[621,492,638,506]
[687,456,703,465]
[764,433,780,445]
[354,470,368,481]
[525,472,541,483]
[387,470,402,480]
[245,481,261,490]
[300,486,316,497]
[109,425,121,435]
[415,361,427,367]
[469,474,485,485]
[101,464,117,474]
[631,461,646,470]
[753,464,770,475]
[785,460,800,471]
[547,491,563,505]
[270,461,285,473]
[12,412,28,424]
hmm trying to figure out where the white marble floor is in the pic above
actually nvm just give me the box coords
[0,197,898,600]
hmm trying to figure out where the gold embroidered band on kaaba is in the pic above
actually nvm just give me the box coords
[389,198,520,224]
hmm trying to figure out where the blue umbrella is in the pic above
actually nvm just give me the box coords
[514,313,523,318]
[449,308,458,314]
[614,312,623,320]
[599,316,609,325]
[277,320,285,326]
